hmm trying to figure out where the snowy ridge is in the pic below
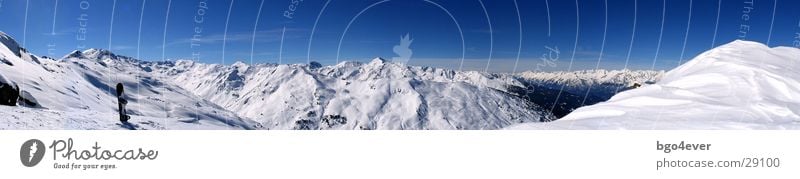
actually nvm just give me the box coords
[509,40,800,129]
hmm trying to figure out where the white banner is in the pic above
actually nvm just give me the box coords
[0,131,797,179]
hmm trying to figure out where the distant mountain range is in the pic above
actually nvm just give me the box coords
[510,40,800,130]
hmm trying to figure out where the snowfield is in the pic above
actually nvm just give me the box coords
[509,40,800,129]
[0,105,244,130]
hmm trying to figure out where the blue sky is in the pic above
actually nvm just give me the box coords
[1,0,799,72]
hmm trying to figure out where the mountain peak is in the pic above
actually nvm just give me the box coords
[684,40,770,66]
[366,57,390,67]
[63,50,84,59]
[231,61,249,70]
[62,48,134,62]
[370,57,387,64]
[0,31,10,38]
[233,60,248,66]
[0,31,23,57]
[83,48,115,57]
[721,39,766,49]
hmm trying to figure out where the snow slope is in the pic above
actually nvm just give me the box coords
[0,32,259,129]
[0,105,242,130]
[509,40,800,129]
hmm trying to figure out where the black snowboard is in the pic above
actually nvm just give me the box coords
[116,83,130,122]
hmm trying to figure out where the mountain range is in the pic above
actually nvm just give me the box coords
[0,32,661,129]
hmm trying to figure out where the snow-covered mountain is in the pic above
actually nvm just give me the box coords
[0,32,259,129]
[509,40,800,129]
[0,31,661,130]
[0,32,549,129]
[156,58,555,129]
